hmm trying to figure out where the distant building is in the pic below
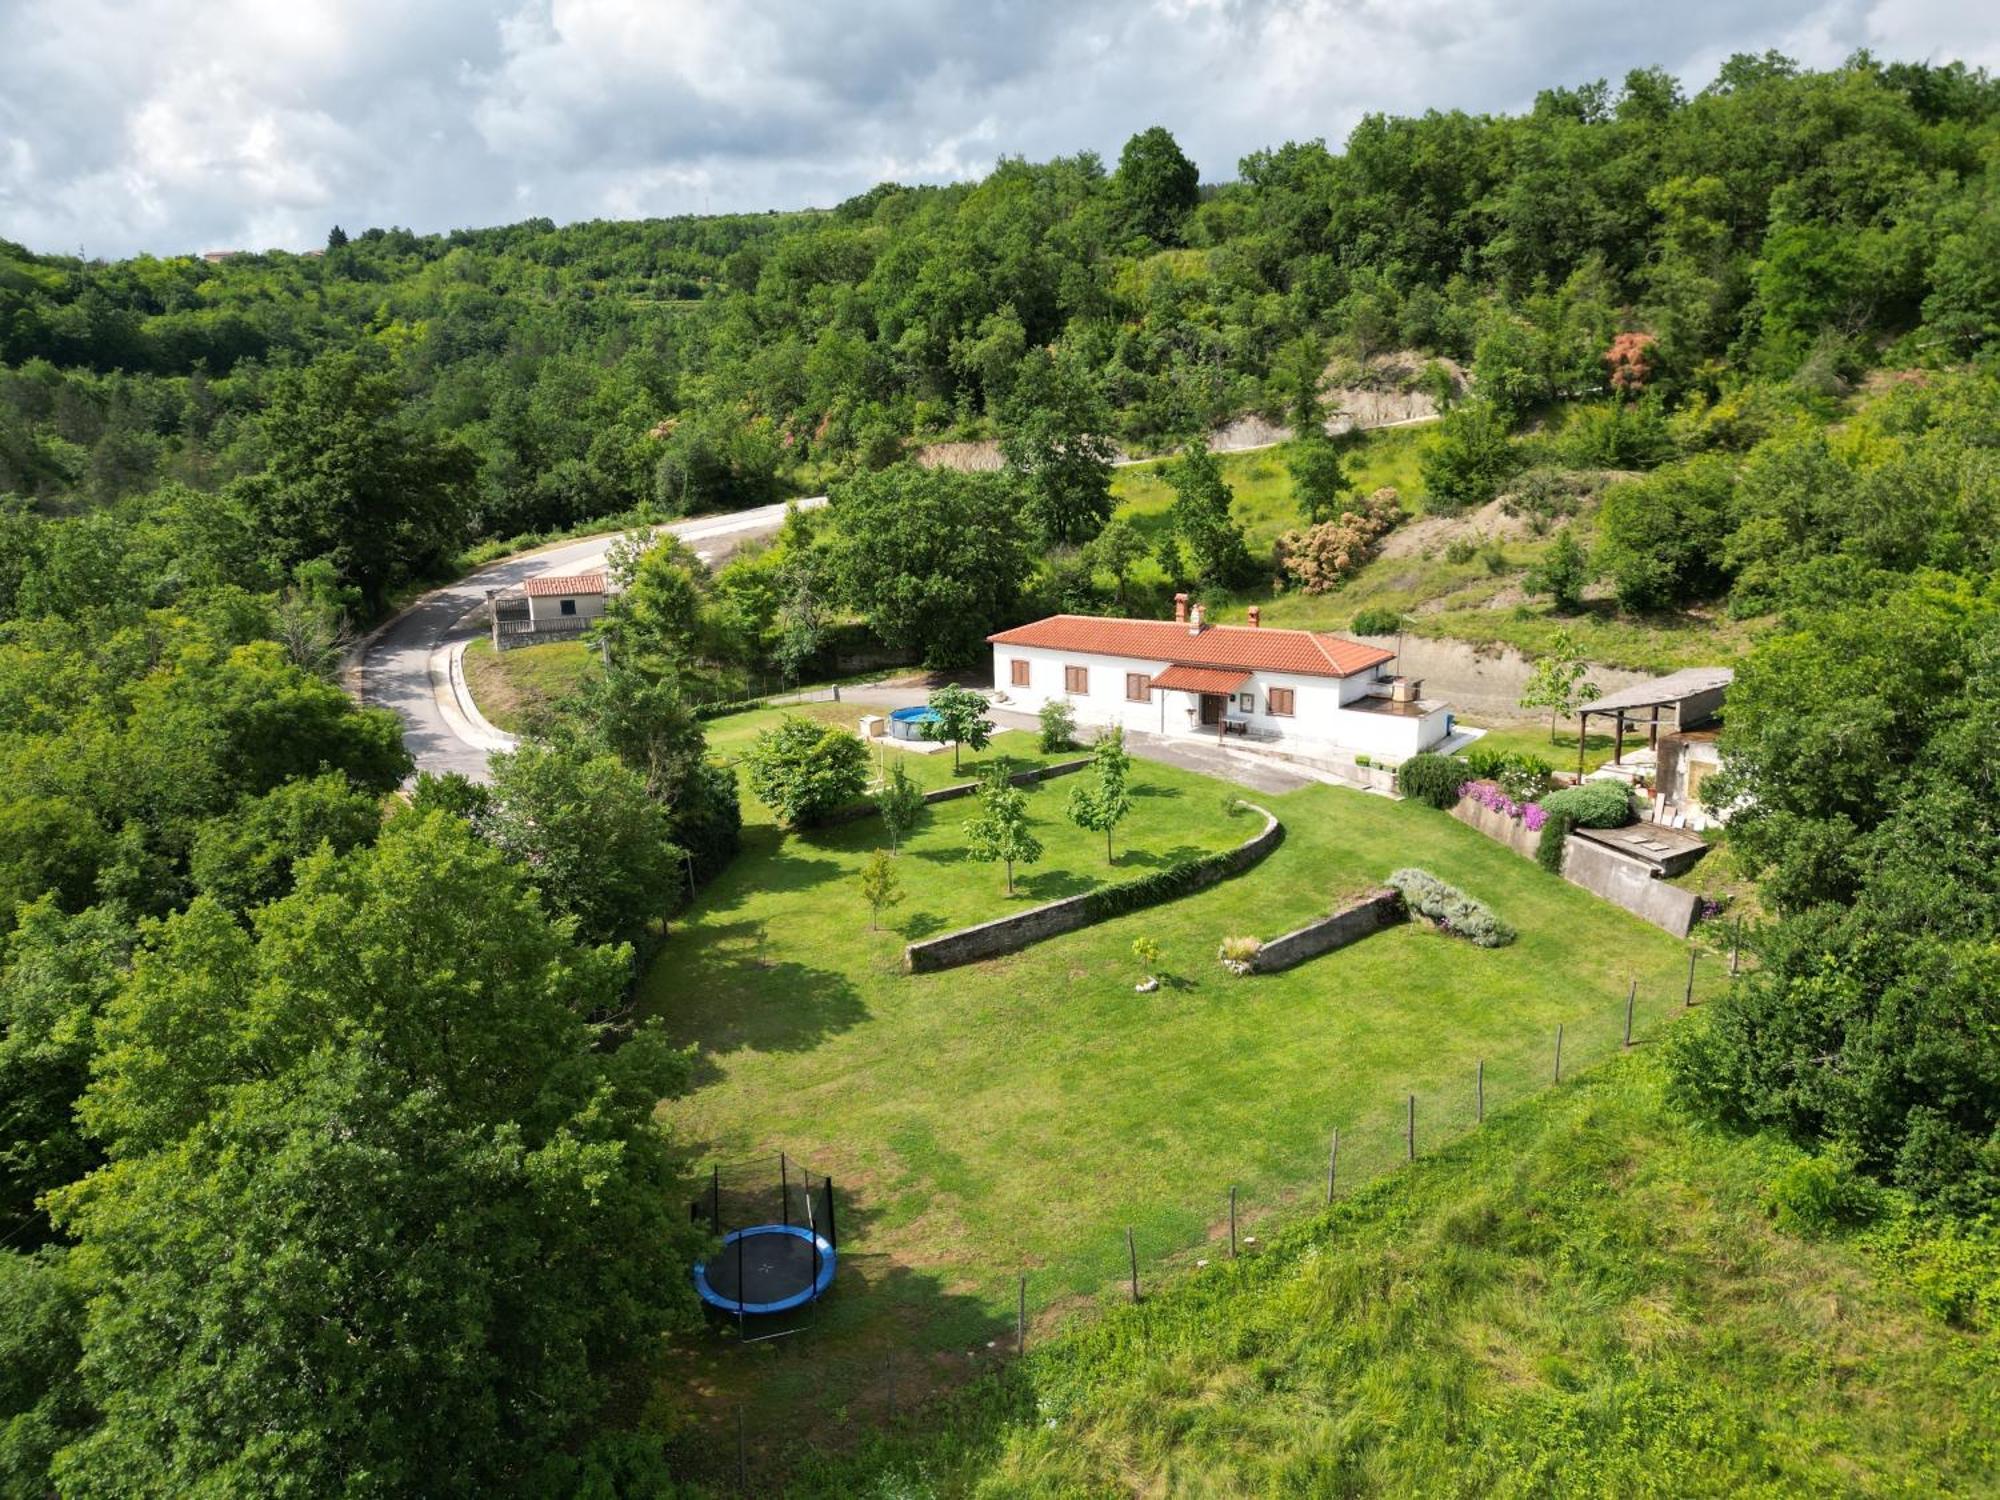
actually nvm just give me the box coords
[988,595,1452,763]
[487,571,611,649]
[200,250,241,263]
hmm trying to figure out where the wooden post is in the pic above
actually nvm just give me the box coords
[1477,1059,1485,1123]
[1684,949,1697,1008]
[1614,715,1625,769]
[1555,1023,1564,1083]
[1730,917,1741,976]
[1228,1186,1237,1258]
[1624,978,1636,1048]
[1126,1228,1139,1303]
[1326,1128,1339,1205]
[1406,1093,1416,1161]
[1576,711,1588,780]
[1017,1275,1026,1356]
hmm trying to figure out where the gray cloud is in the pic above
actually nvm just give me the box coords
[1,0,1994,258]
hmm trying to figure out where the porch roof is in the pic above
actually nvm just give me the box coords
[1151,663,1252,694]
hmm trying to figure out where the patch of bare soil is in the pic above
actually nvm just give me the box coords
[1375,497,1540,562]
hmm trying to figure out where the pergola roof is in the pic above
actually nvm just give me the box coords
[1580,667,1734,718]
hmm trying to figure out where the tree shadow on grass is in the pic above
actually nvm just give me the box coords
[649,919,869,1065]
[1113,844,1211,870]
[899,910,948,940]
[1014,867,1096,901]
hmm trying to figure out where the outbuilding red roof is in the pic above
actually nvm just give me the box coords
[1150,664,1252,694]
[523,572,607,597]
[988,616,1393,679]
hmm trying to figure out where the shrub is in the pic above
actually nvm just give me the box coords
[1395,752,1466,809]
[1540,780,1635,828]
[1386,867,1515,947]
[1274,489,1402,594]
[743,715,871,827]
[1217,935,1261,976]
[1768,1146,1884,1237]
[1443,536,1478,565]
[1354,754,1372,768]
[1460,778,1548,830]
[1536,810,1574,872]
[1037,698,1077,752]
[1351,606,1403,636]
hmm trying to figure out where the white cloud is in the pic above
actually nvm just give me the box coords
[0,0,1994,258]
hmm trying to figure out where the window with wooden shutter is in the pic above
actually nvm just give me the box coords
[1064,664,1089,694]
[1010,658,1030,687]
[1267,687,1295,716]
[1125,673,1151,701]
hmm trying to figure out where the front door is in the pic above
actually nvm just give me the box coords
[1199,693,1223,726]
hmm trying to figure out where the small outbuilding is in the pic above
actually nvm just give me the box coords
[1574,667,1733,778]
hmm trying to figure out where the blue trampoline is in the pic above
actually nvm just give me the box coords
[888,705,941,741]
[694,1224,837,1316]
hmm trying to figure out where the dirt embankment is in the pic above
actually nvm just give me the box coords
[915,351,1461,472]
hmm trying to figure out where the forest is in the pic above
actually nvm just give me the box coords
[1,48,1998,1496]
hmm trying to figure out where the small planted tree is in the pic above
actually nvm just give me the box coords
[858,849,903,930]
[1518,628,1598,744]
[1132,935,1162,990]
[1066,726,1133,863]
[927,684,993,772]
[963,765,1042,895]
[743,715,870,827]
[875,758,924,852]
[1038,699,1077,753]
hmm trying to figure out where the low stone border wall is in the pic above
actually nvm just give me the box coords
[816,757,1093,828]
[905,803,1282,973]
[1250,887,1405,973]
[1448,793,1701,938]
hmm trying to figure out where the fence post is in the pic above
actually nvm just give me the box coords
[1730,916,1741,975]
[1326,1128,1339,1205]
[1228,1185,1238,1258]
[1017,1275,1027,1356]
[1684,948,1697,1007]
[1406,1093,1416,1161]
[1126,1228,1139,1303]
[1554,1023,1564,1083]
[1477,1059,1485,1123]
[1624,978,1636,1048]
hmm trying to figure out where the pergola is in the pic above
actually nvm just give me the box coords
[1574,667,1734,778]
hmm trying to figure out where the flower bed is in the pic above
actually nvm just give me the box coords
[1458,779,1549,833]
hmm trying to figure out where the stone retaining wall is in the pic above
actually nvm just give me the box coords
[1448,793,1702,938]
[905,804,1282,973]
[1251,888,1404,973]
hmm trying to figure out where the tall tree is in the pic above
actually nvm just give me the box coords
[1113,127,1200,246]
[235,352,477,614]
[1165,441,1254,587]
[999,347,1118,545]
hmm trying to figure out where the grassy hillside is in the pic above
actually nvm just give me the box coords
[788,1044,2000,1497]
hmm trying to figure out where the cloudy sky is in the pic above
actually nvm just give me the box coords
[3,0,1995,260]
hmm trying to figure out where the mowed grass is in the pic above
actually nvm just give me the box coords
[461,636,591,732]
[643,707,1711,1443]
[1462,718,1623,774]
[791,1044,2000,1497]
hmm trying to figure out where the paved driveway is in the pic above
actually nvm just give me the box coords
[351,498,822,781]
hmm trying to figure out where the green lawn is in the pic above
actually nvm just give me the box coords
[461,636,591,732]
[644,715,1712,1445]
[1462,718,1622,774]
[789,1044,1999,1496]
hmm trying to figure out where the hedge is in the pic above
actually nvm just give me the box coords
[1396,752,1466,809]
[1540,780,1635,828]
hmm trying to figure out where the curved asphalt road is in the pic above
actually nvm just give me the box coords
[354,498,823,781]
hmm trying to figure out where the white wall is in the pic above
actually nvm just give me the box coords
[528,591,608,627]
[992,644,1421,751]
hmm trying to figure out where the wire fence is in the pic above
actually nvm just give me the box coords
[697,935,1736,1489]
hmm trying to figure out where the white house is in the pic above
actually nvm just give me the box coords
[988,598,1452,763]
[522,572,608,631]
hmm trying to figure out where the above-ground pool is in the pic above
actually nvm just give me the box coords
[889,705,941,741]
[693,1224,837,1316]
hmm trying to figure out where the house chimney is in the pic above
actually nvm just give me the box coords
[1189,602,1205,634]
[1247,606,1261,628]
[1173,592,1189,624]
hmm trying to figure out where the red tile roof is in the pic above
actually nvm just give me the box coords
[1150,664,1251,694]
[524,572,607,597]
[988,616,1394,679]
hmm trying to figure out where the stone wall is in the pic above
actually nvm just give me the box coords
[905,804,1282,973]
[1558,837,1701,938]
[1448,796,1542,860]
[1252,888,1404,973]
